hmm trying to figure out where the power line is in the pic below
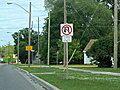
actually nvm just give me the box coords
[0,14,47,21]
[0,18,28,21]
[0,28,22,29]
[70,2,107,41]
[31,3,48,13]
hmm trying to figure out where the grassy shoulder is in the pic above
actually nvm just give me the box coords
[75,67,120,73]
[20,67,120,90]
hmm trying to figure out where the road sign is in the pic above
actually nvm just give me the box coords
[7,56,10,58]
[62,35,72,42]
[61,24,73,36]
[26,46,33,51]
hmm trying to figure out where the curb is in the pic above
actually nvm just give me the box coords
[17,67,60,90]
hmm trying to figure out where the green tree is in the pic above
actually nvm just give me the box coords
[57,39,83,64]
[12,28,38,63]
[0,45,14,63]
[87,36,113,67]
[42,0,112,64]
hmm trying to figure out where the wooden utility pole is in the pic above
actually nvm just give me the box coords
[28,2,31,67]
[47,10,50,65]
[38,17,40,64]
[114,0,118,68]
[17,31,20,64]
[64,0,67,66]
[64,0,68,79]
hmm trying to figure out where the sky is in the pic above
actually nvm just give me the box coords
[0,0,48,46]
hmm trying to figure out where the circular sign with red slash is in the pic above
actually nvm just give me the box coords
[61,24,73,36]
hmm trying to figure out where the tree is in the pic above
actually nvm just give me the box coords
[0,45,14,63]
[42,0,113,64]
[57,39,83,64]
[12,28,38,63]
[87,36,113,67]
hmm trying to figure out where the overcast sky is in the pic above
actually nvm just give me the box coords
[0,0,47,46]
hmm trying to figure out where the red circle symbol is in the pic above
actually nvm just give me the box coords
[62,25,72,35]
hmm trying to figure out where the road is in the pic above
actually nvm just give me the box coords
[0,64,45,90]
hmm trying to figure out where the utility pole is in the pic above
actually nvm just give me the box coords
[0,46,2,58]
[28,2,31,67]
[114,0,118,68]
[17,31,20,64]
[64,0,67,66]
[8,41,10,64]
[47,10,50,65]
[64,0,68,79]
[38,17,40,64]
[7,2,31,66]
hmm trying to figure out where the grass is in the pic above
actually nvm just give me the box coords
[20,67,120,90]
[75,67,120,73]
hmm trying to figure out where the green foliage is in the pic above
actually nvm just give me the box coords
[19,41,27,63]
[0,45,14,63]
[42,0,113,65]
[87,37,113,67]
[40,27,48,63]
[12,0,114,66]
[57,39,83,64]
[12,28,38,64]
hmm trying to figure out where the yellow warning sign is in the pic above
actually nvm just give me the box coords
[26,46,33,51]
[7,56,10,58]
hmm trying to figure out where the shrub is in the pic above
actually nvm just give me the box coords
[87,37,113,67]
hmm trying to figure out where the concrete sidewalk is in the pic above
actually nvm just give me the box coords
[66,68,120,76]
[18,64,120,76]
[19,65,120,76]
[18,64,98,68]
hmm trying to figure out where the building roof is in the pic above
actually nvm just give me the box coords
[83,39,98,52]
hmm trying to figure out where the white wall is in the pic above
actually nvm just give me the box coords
[83,51,91,64]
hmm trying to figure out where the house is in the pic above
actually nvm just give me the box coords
[83,39,98,64]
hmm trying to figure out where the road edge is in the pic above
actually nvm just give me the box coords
[17,67,60,90]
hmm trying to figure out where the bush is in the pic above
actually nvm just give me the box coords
[87,37,113,67]
[97,56,112,68]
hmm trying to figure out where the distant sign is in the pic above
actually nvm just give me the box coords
[26,46,33,51]
[62,35,72,42]
[7,56,10,58]
[61,24,73,36]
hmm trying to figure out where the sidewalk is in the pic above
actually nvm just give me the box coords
[18,65,98,68]
[18,64,120,76]
[66,68,120,76]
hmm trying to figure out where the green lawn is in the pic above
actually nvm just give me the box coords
[75,67,120,73]
[20,67,120,90]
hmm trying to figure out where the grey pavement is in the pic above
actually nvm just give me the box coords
[68,68,120,76]
[58,67,120,76]
[0,64,45,90]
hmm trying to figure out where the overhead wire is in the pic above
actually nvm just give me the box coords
[70,2,96,40]
[70,2,111,41]
[31,3,48,13]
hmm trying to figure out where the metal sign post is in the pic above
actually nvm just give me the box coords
[60,24,73,79]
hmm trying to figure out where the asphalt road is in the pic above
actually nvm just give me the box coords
[0,64,45,90]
